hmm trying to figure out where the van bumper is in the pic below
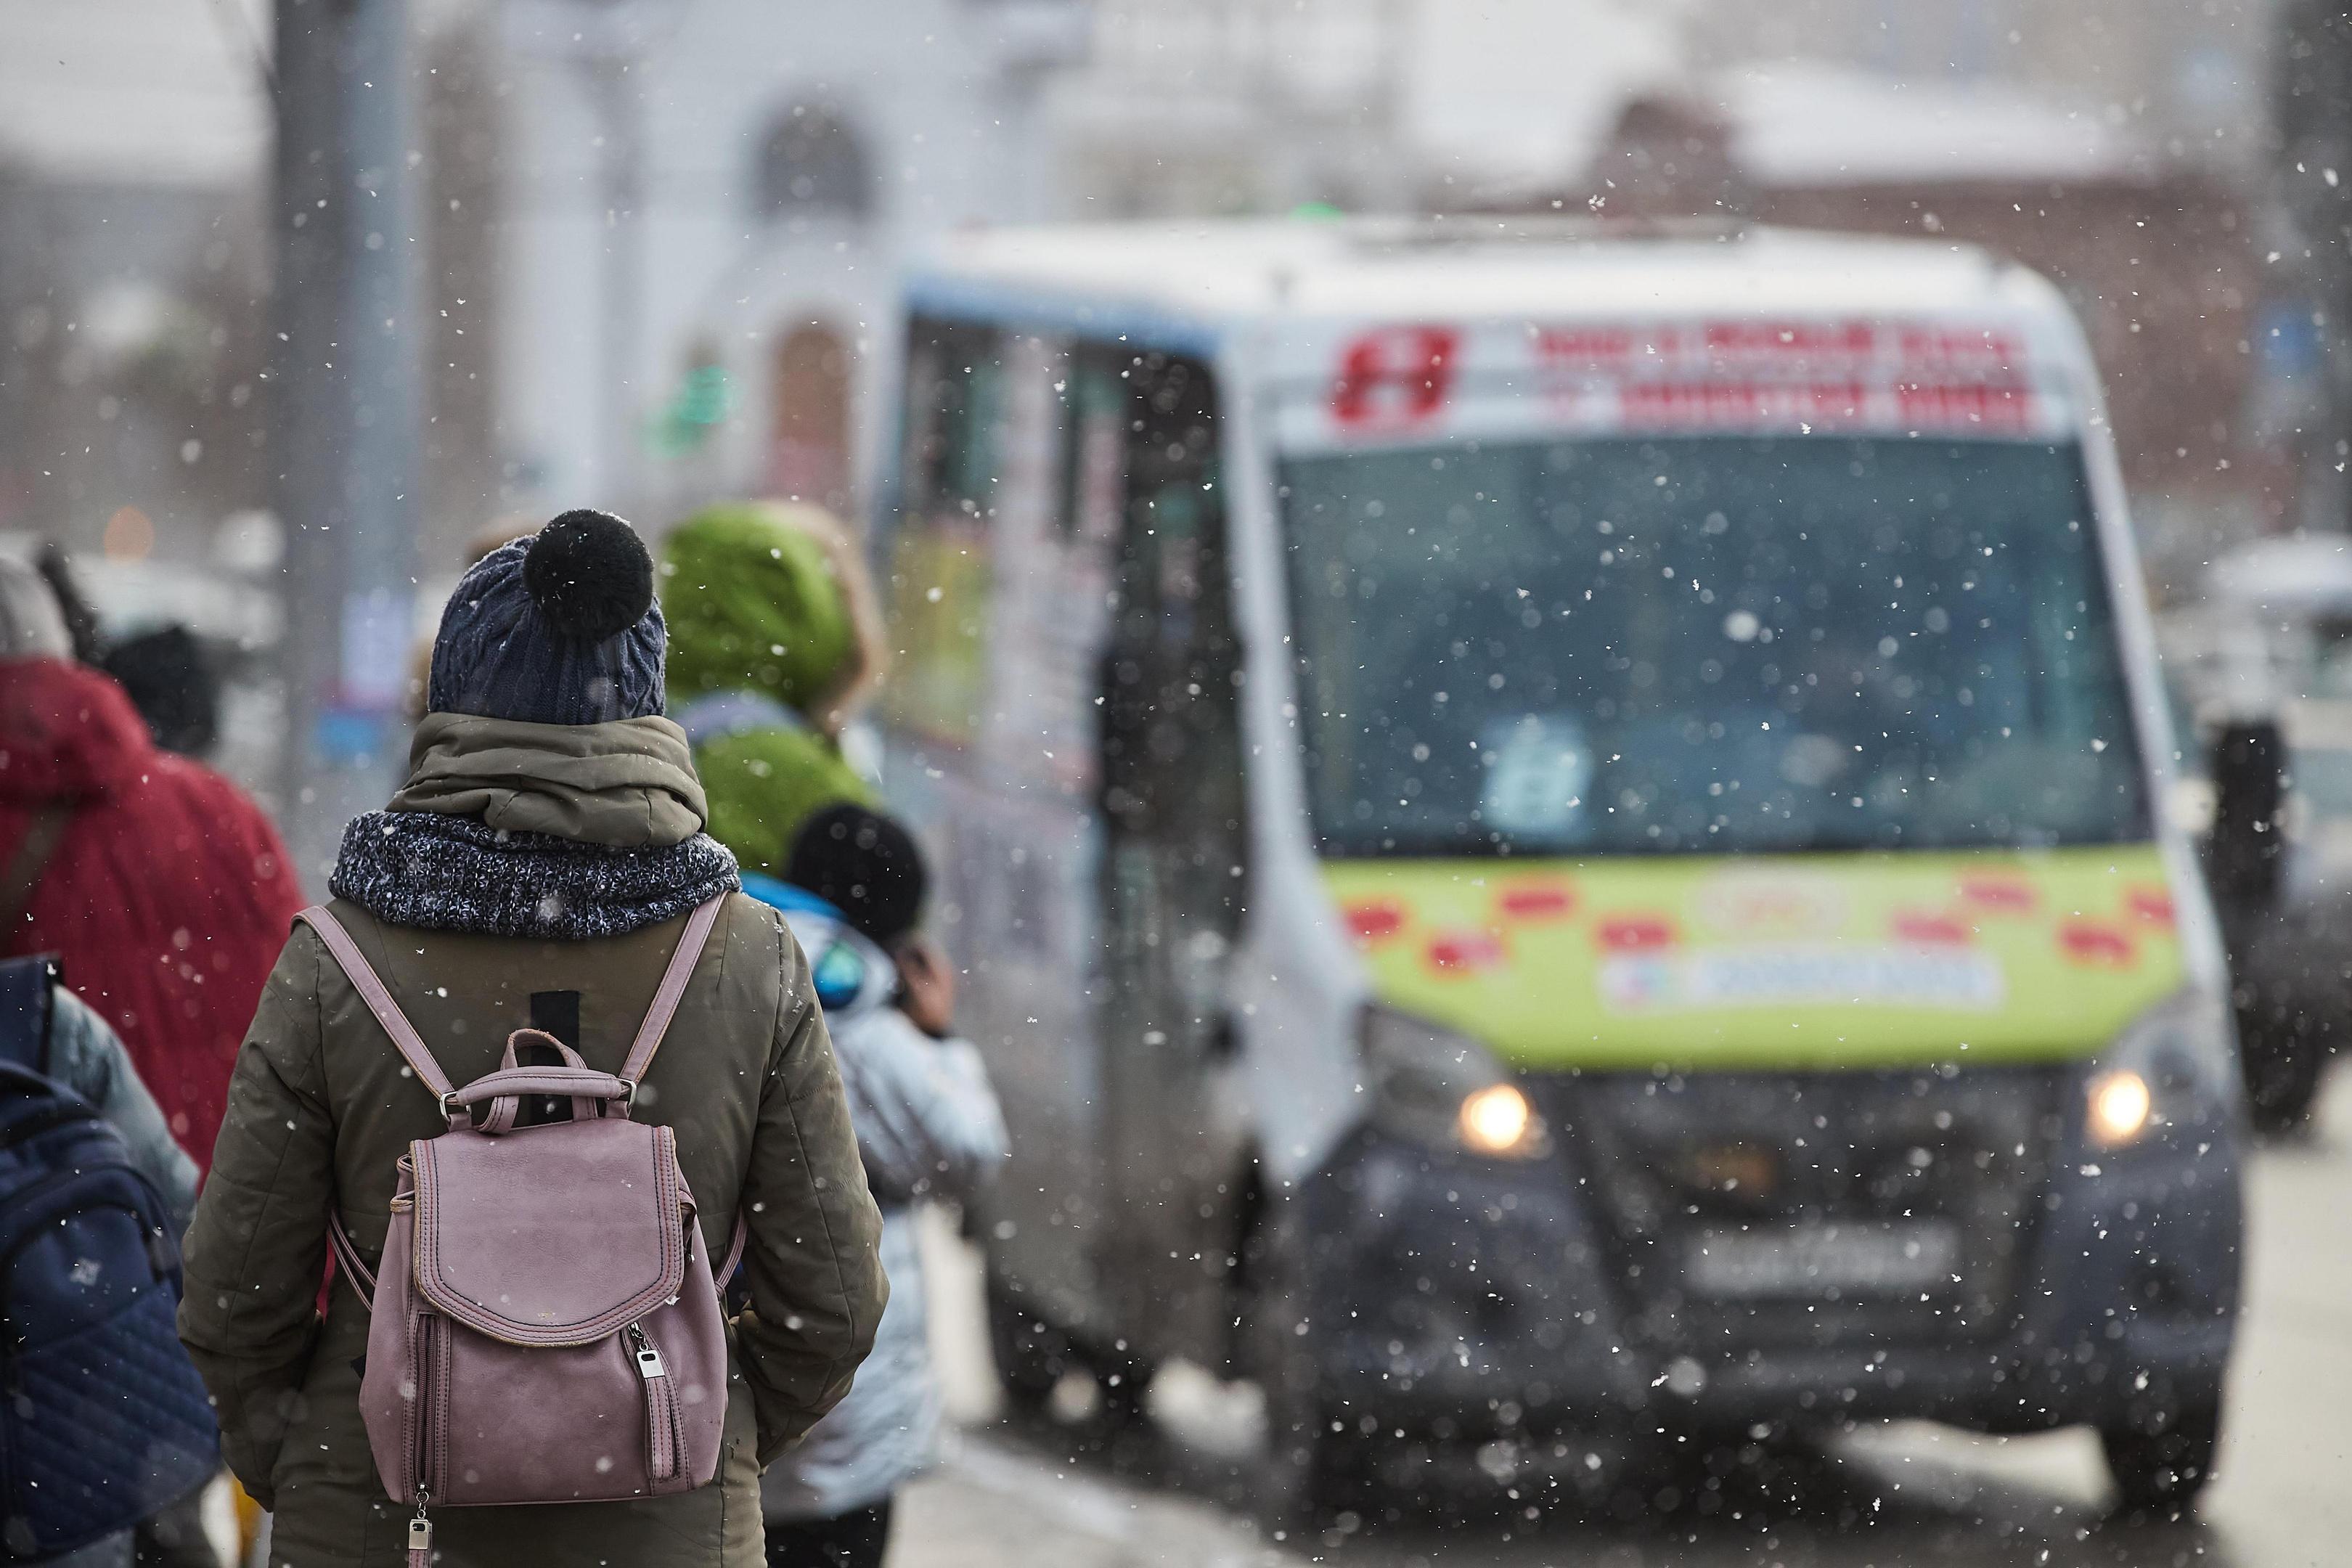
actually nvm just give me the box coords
[1299,1110,2241,1442]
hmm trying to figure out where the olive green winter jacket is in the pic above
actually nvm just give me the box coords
[177,716,887,1568]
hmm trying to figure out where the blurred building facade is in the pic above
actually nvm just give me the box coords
[1042,0,2304,595]
[0,1,285,805]
[1686,0,2279,174]
[0,0,271,572]
[1041,0,1678,215]
[426,0,1087,564]
[0,0,2315,617]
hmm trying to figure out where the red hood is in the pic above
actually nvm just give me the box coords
[0,657,155,803]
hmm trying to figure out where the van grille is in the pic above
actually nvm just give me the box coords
[1543,1067,2064,1353]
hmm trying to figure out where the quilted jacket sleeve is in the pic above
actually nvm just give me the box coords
[175,927,335,1508]
[733,960,889,1466]
[46,984,200,1235]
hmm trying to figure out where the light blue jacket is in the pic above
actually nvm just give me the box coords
[747,883,1008,1521]
[47,984,200,1235]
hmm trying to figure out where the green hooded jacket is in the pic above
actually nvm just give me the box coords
[661,503,879,875]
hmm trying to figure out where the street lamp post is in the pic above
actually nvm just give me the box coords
[591,49,648,510]
[271,0,422,888]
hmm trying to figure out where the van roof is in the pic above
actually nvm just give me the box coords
[908,217,2071,336]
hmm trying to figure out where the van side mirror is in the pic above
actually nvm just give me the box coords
[2205,719,2285,907]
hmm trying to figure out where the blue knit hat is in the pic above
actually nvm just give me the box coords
[428,510,667,725]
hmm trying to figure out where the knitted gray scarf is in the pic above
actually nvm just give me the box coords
[328,711,740,940]
[330,812,738,941]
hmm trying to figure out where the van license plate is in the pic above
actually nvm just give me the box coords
[1685,1222,1959,1298]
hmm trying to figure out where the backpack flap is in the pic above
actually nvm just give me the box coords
[407,1118,690,1347]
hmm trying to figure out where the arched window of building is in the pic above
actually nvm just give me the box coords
[753,104,872,221]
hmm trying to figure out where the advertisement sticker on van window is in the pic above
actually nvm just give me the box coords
[1304,318,2062,446]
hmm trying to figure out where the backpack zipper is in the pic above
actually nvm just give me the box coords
[411,1315,439,1501]
[407,1492,433,1568]
[627,1320,681,1482]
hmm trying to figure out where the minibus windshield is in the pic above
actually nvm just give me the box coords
[1282,435,2150,857]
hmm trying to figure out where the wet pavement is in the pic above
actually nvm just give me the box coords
[891,1069,2352,1568]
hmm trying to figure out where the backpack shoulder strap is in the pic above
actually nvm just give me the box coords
[327,1212,377,1296]
[297,905,457,1102]
[618,896,727,1085]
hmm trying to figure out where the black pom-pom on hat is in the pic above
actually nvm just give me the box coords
[523,509,655,643]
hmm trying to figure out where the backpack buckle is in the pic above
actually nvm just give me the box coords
[438,1091,464,1126]
[616,1078,639,1111]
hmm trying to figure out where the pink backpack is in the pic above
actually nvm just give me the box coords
[301,897,742,1567]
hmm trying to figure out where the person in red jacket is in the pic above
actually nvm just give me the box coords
[0,557,302,1172]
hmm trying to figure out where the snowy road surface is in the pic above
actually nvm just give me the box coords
[888,1071,2352,1568]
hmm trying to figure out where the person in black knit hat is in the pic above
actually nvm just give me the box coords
[327,508,738,938]
[761,802,1004,1568]
[783,804,928,950]
[179,507,886,1568]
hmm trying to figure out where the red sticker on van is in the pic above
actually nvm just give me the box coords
[1596,915,1678,952]
[1956,874,2038,915]
[1344,899,1408,945]
[1495,881,1577,922]
[1332,327,1460,430]
[1890,910,1971,946]
[1426,929,1506,975]
[2059,919,2137,968]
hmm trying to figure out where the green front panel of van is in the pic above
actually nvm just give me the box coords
[1321,846,2184,1071]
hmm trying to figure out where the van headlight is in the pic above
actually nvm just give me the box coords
[1360,1005,1548,1159]
[2086,1069,2155,1147]
[2086,989,2235,1150]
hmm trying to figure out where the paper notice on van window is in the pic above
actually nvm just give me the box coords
[1600,944,2005,1013]
[1478,714,1593,841]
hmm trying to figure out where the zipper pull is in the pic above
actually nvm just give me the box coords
[407,1495,433,1567]
[627,1321,666,1380]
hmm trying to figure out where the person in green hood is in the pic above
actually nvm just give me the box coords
[661,500,886,875]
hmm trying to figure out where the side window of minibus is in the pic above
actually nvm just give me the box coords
[885,319,1005,746]
[1097,349,1249,1036]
